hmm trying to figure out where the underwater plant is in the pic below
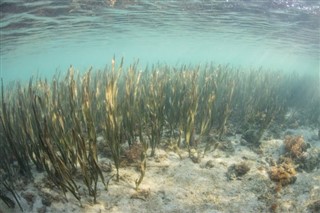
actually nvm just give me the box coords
[269,157,297,188]
[176,68,199,153]
[211,65,236,139]
[1,59,319,210]
[104,57,124,181]
[196,66,216,138]
[0,79,32,177]
[284,135,307,160]
[122,61,142,147]
[78,70,106,203]
[0,181,23,211]
[143,68,166,156]
[234,70,288,145]
[163,68,182,139]
[135,124,148,190]
[31,92,81,204]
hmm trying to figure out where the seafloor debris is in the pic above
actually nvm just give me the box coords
[268,158,297,186]
[226,162,250,180]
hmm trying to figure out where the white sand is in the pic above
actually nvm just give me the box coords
[1,127,319,213]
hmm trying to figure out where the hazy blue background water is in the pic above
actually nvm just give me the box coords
[0,0,319,82]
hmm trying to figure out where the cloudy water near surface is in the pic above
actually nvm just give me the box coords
[0,0,319,82]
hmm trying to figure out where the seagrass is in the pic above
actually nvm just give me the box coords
[0,59,319,211]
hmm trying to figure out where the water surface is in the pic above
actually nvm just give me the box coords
[0,0,319,82]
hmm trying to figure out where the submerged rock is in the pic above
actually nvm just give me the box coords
[298,148,320,172]
[307,200,320,213]
[242,129,260,145]
[218,140,235,154]
[190,148,201,163]
[226,162,250,180]
[205,160,215,168]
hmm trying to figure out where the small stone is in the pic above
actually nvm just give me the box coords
[219,140,235,153]
[226,162,250,180]
[41,197,52,207]
[243,129,259,145]
[190,149,201,163]
[308,200,320,212]
[37,206,47,213]
[21,191,35,205]
[298,148,320,172]
[205,160,215,168]
[240,138,248,145]
[310,134,318,141]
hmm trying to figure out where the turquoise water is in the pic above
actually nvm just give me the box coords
[0,0,319,82]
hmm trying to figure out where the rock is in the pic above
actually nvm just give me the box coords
[226,162,250,180]
[218,140,235,154]
[41,197,52,207]
[21,191,35,206]
[307,200,320,212]
[298,148,320,172]
[242,129,260,145]
[190,149,201,163]
[205,160,215,168]
[37,206,47,213]
[311,134,319,141]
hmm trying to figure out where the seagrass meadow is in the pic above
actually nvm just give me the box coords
[0,58,320,212]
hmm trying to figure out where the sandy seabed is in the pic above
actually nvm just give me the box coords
[1,127,319,213]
